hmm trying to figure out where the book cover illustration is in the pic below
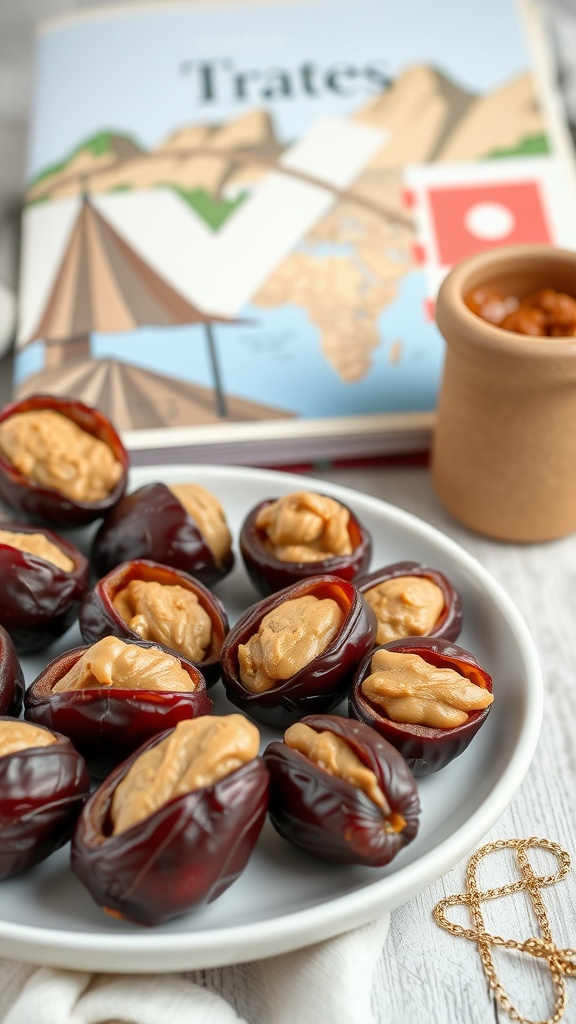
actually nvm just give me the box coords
[15,0,576,449]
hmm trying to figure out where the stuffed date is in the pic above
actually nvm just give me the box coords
[79,559,229,687]
[264,714,420,866]
[91,481,234,585]
[25,636,213,776]
[0,717,90,879]
[0,625,25,717]
[0,394,128,526]
[71,715,269,925]
[356,561,462,646]
[239,491,371,596]
[220,574,377,727]
[0,521,89,652]
[349,637,494,775]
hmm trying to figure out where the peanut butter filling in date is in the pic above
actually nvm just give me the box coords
[255,491,353,562]
[284,722,405,831]
[52,636,196,694]
[113,580,212,662]
[0,409,122,502]
[364,576,444,645]
[0,527,74,572]
[362,648,493,729]
[168,483,232,567]
[0,720,57,757]
[110,715,260,835]
[238,594,343,693]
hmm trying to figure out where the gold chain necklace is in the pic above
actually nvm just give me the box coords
[433,837,575,1024]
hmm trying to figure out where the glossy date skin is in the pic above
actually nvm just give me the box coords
[0,394,128,526]
[0,720,90,880]
[264,714,420,866]
[71,730,270,926]
[220,575,377,728]
[355,560,463,644]
[79,559,230,688]
[0,626,25,717]
[239,497,372,597]
[349,637,493,776]
[24,640,214,777]
[91,482,234,585]
[0,522,90,653]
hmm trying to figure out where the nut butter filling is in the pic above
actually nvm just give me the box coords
[362,648,493,729]
[0,720,57,757]
[238,594,343,694]
[364,576,444,645]
[284,722,405,831]
[0,409,122,502]
[255,492,353,562]
[52,636,196,694]
[168,484,232,567]
[113,580,212,662]
[0,527,74,572]
[110,715,260,835]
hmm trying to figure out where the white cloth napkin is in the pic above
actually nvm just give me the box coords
[0,913,390,1024]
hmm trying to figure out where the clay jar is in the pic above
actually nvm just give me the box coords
[432,245,576,542]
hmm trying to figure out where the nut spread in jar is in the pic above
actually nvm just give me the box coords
[465,286,576,337]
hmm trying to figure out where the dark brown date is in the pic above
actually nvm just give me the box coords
[0,626,25,717]
[356,561,462,645]
[220,575,377,727]
[91,482,234,585]
[71,729,269,926]
[239,496,372,597]
[0,521,89,652]
[79,559,229,688]
[0,719,90,879]
[0,394,128,526]
[24,640,214,777]
[349,637,493,775]
[264,714,420,866]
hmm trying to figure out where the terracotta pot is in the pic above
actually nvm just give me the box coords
[431,245,576,542]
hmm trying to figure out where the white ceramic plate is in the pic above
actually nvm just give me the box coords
[0,465,543,972]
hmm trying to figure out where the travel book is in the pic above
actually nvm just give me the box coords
[14,0,576,466]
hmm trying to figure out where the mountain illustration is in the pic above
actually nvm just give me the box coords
[26,67,547,216]
[352,66,548,166]
[25,109,282,229]
[29,131,144,191]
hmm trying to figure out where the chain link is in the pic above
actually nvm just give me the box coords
[433,837,574,1024]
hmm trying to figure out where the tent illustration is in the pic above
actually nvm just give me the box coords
[17,196,292,430]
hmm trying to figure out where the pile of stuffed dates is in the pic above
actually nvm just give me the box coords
[0,396,497,927]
